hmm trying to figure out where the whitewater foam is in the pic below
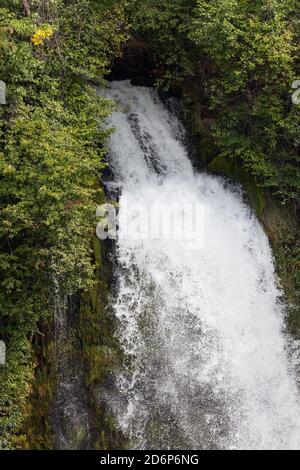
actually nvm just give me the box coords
[104,80,300,450]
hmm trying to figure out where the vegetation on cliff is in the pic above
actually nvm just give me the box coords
[0,0,299,449]
[130,0,300,205]
[0,0,129,448]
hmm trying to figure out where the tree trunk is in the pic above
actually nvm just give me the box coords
[23,0,31,17]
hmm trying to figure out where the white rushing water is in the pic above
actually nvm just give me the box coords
[105,80,300,450]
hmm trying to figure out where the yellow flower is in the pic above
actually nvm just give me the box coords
[31,26,54,46]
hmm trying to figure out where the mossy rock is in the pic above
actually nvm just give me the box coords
[85,345,120,386]
[198,136,218,166]
[209,154,265,217]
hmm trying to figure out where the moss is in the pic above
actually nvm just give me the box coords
[85,345,119,386]
[260,197,300,335]
[20,324,56,450]
[197,136,218,166]
[19,229,123,450]
[92,237,103,268]
[78,236,125,450]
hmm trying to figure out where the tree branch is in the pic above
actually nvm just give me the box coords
[23,0,31,17]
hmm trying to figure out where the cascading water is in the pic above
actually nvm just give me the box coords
[104,80,300,450]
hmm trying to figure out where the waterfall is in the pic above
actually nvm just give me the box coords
[104,80,300,450]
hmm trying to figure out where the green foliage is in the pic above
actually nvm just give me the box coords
[56,0,129,79]
[0,25,14,53]
[1,92,110,295]
[0,330,34,449]
[130,0,300,203]
[129,0,197,88]
[189,0,300,203]
[0,0,129,448]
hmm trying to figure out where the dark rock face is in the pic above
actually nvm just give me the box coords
[49,238,124,450]
[50,294,94,450]
[107,39,156,86]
